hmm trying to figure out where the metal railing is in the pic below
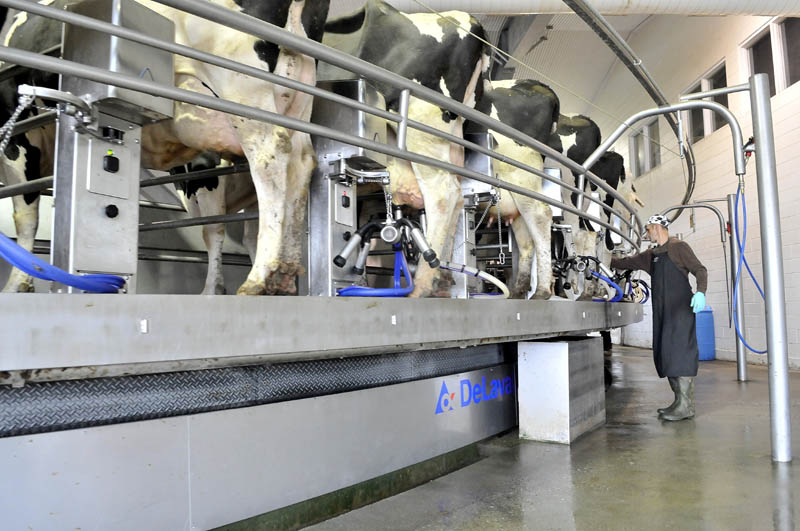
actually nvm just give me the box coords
[0,0,644,250]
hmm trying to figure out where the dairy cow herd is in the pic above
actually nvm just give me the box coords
[0,0,643,298]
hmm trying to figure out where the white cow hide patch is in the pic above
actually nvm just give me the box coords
[402,10,473,42]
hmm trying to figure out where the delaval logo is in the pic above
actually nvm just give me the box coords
[435,375,514,415]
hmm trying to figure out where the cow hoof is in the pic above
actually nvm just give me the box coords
[2,279,35,293]
[508,288,528,299]
[237,280,267,296]
[264,263,304,295]
[531,287,551,300]
[429,270,454,298]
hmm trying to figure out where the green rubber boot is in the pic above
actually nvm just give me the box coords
[662,377,695,421]
[657,377,680,416]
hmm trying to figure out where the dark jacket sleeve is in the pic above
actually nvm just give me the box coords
[671,241,708,293]
[610,248,653,274]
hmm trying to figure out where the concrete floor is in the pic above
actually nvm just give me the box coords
[307,346,800,530]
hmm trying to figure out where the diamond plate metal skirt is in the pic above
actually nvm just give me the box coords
[0,344,506,438]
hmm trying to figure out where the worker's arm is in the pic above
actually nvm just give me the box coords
[610,248,653,274]
[672,241,708,293]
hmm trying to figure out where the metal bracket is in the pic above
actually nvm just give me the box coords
[18,84,93,123]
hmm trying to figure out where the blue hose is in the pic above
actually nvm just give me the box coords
[732,186,767,354]
[337,245,414,297]
[0,232,125,293]
[591,270,623,302]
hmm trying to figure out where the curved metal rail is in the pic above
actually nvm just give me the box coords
[562,0,697,224]
[0,0,643,249]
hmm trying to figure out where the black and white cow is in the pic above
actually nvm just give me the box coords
[1,0,330,295]
[551,114,643,275]
[469,78,561,299]
[321,0,489,297]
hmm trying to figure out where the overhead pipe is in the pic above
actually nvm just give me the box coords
[382,0,800,15]
[562,0,696,223]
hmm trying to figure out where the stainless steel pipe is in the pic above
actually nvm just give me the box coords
[0,46,641,250]
[750,73,791,462]
[584,100,746,177]
[727,193,748,382]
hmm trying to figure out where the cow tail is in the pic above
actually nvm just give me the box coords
[324,5,366,34]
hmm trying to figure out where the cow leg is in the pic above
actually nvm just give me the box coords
[1,144,38,293]
[267,131,315,295]
[410,169,462,297]
[195,180,228,295]
[513,196,553,300]
[233,125,299,296]
[574,229,598,300]
[242,208,258,264]
[509,216,534,298]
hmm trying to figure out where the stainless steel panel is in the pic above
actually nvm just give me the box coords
[311,79,386,165]
[189,364,515,529]
[463,133,496,196]
[0,365,513,529]
[0,295,643,382]
[450,207,478,298]
[52,113,140,284]
[308,79,387,296]
[62,0,174,123]
[308,157,361,296]
[333,181,355,226]
[0,345,503,437]
[0,418,189,531]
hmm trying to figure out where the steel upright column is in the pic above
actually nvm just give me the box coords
[750,73,791,462]
[727,194,748,382]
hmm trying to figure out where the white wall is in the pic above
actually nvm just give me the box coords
[590,15,800,367]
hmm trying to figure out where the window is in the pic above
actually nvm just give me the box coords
[784,17,800,86]
[648,119,660,168]
[741,18,800,96]
[682,62,728,142]
[629,119,660,177]
[749,32,777,96]
[709,66,728,131]
[687,83,704,143]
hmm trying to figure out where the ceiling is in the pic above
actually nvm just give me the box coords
[326,1,655,116]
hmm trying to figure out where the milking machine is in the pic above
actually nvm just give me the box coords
[0,0,174,293]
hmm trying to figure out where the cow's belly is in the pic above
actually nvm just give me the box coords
[140,75,244,170]
[387,97,461,210]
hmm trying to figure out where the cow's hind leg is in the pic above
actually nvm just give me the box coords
[235,126,296,296]
[410,167,462,298]
[264,131,315,295]
[513,196,553,300]
[509,216,534,298]
[2,145,38,293]
[195,180,227,295]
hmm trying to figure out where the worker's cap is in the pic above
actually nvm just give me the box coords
[646,214,669,228]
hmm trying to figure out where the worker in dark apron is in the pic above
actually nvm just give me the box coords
[611,215,708,421]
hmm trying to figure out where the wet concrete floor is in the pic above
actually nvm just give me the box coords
[307,346,800,530]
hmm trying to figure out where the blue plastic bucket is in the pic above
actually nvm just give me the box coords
[696,306,715,361]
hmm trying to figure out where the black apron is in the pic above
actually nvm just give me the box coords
[651,247,699,377]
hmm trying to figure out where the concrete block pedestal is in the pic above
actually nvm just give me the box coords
[518,337,605,444]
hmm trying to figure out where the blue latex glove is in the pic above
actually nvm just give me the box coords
[691,292,706,313]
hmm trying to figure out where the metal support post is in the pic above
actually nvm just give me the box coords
[750,73,791,462]
[727,193,748,382]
